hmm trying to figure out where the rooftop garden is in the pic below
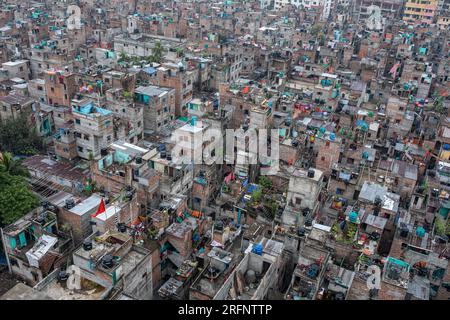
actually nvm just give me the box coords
[331,220,358,245]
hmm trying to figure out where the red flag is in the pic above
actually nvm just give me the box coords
[92,198,105,218]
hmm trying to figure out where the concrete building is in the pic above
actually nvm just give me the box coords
[403,0,438,25]
[71,98,114,160]
[1,60,30,80]
[1,209,73,286]
[135,85,175,134]
[0,93,34,122]
[44,69,77,107]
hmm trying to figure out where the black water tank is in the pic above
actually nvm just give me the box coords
[83,239,92,251]
[135,156,142,164]
[102,254,114,269]
[298,227,306,237]
[101,148,108,156]
[125,191,133,200]
[117,223,127,233]
[41,200,49,208]
[400,223,409,238]
[58,270,69,282]
[65,198,75,209]
[305,217,313,227]
[302,208,310,216]
[335,292,345,300]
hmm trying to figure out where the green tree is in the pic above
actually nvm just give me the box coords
[151,41,165,63]
[258,176,272,191]
[310,24,321,37]
[432,95,446,114]
[0,171,39,226]
[252,189,262,204]
[435,216,446,237]
[0,152,30,177]
[0,113,44,155]
[176,47,184,58]
[118,50,129,63]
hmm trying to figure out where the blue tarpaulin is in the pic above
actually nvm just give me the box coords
[143,67,157,75]
[247,183,257,193]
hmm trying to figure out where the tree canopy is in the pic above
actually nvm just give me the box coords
[0,172,39,227]
[118,41,166,66]
[0,113,45,155]
[0,152,30,177]
[0,152,38,227]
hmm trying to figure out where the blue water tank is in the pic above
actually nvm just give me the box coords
[443,144,450,151]
[349,211,358,223]
[329,133,336,141]
[362,151,369,159]
[252,244,263,255]
[416,226,425,238]
[191,116,197,126]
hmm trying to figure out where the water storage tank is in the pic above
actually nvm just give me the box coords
[58,270,69,282]
[349,211,358,223]
[252,244,263,255]
[245,269,256,285]
[83,239,92,251]
[102,254,114,269]
[416,226,425,238]
[117,223,127,233]
[65,198,75,209]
